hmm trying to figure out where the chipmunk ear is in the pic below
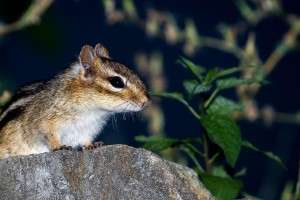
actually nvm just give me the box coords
[95,43,110,59]
[80,45,96,68]
[79,45,97,78]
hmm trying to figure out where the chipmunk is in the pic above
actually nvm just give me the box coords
[0,43,150,159]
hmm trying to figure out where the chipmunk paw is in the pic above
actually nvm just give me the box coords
[82,141,104,150]
[53,145,74,151]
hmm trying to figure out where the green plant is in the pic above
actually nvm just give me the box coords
[136,57,285,200]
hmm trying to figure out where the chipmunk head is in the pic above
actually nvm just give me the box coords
[77,43,150,113]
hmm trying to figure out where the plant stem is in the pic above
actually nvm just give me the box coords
[179,99,201,120]
[204,88,219,109]
[185,143,206,158]
[208,153,219,166]
[181,147,204,173]
[203,133,211,174]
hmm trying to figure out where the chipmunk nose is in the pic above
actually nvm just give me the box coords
[141,93,151,109]
[141,101,150,108]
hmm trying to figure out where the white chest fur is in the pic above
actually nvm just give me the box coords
[57,109,110,147]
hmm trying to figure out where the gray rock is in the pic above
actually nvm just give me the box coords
[0,144,214,200]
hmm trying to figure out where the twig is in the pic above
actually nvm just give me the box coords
[200,36,245,60]
[204,88,220,109]
[0,0,53,37]
[203,134,210,173]
[247,18,300,98]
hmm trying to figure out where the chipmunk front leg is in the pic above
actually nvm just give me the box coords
[47,132,73,151]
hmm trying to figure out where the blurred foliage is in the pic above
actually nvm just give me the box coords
[0,0,53,36]
[102,0,300,126]
[0,90,11,111]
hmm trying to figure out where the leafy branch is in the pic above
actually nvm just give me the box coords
[136,57,285,200]
[0,0,53,37]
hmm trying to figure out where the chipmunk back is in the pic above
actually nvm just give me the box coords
[0,43,150,159]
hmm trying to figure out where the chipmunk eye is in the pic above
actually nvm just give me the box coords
[108,76,125,89]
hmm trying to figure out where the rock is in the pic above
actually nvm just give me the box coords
[0,144,214,200]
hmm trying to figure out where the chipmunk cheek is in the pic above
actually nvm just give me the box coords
[123,90,134,100]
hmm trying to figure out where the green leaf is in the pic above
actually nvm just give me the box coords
[201,174,243,200]
[135,135,177,152]
[211,166,247,178]
[135,136,205,172]
[177,57,206,81]
[235,167,247,178]
[211,166,231,178]
[241,192,263,200]
[242,140,286,169]
[208,96,244,116]
[280,182,294,200]
[296,181,300,200]
[149,91,184,101]
[201,115,241,167]
[135,136,203,152]
[216,66,255,78]
[149,91,201,120]
[179,144,205,173]
[204,68,218,85]
[183,80,211,99]
[182,138,202,145]
[216,77,267,90]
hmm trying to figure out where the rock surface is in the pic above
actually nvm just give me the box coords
[0,144,214,200]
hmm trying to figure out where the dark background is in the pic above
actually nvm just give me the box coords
[0,0,299,199]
